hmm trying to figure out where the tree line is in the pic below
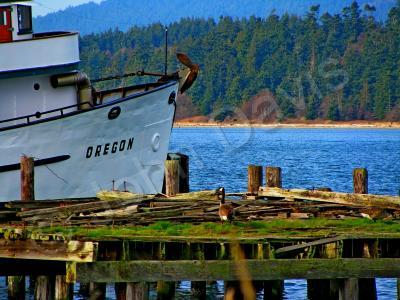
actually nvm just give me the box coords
[80,1,400,121]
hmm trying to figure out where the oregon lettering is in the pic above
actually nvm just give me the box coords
[86,138,134,158]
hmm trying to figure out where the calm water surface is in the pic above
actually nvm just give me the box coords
[170,127,400,300]
[1,128,399,299]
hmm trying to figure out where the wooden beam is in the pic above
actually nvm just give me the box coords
[17,198,148,220]
[5,198,98,210]
[77,258,400,282]
[0,240,96,262]
[259,187,400,209]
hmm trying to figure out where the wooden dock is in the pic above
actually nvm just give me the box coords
[1,155,400,299]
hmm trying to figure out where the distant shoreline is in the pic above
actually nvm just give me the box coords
[174,121,400,129]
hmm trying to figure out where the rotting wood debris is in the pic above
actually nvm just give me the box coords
[0,188,399,227]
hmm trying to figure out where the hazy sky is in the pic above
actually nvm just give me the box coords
[33,0,103,16]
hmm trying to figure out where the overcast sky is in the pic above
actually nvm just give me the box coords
[33,0,103,16]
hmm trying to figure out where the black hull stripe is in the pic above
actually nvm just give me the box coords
[0,155,70,173]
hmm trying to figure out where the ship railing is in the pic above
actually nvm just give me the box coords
[0,102,92,130]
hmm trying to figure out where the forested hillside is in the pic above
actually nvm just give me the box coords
[34,0,396,35]
[80,1,400,121]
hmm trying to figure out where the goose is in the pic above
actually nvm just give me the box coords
[216,187,234,223]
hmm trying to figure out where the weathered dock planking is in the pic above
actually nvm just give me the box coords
[1,155,400,299]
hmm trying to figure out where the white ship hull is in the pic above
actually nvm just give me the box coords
[0,82,178,201]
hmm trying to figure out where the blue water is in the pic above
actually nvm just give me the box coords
[169,127,400,299]
[170,127,400,195]
[1,128,399,299]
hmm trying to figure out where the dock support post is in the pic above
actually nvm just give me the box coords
[191,244,206,299]
[55,275,73,300]
[352,168,376,300]
[115,282,149,300]
[157,242,175,300]
[353,168,368,194]
[308,242,339,299]
[127,283,149,300]
[89,282,106,300]
[339,278,359,300]
[7,276,25,300]
[248,165,263,195]
[307,279,331,300]
[263,280,284,300]
[171,153,190,193]
[21,155,35,202]
[157,281,175,300]
[266,167,282,188]
[397,279,400,300]
[165,160,180,196]
[78,283,90,297]
[191,282,206,299]
[34,276,55,300]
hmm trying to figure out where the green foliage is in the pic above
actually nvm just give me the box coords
[79,1,400,121]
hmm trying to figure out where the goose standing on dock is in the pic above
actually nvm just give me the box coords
[216,187,234,223]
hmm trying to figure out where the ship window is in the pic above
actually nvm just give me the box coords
[0,11,5,26]
[17,5,32,34]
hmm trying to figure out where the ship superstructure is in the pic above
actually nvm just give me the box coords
[0,0,198,200]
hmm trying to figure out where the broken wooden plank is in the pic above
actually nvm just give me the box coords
[274,236,344,256]
[18,197,150,221]
[259,187,400,209]
[5,198,98,210]
[0,239,96,262]
[289,213,313,219]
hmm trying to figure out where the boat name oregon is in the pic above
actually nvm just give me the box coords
[86,138,134,158]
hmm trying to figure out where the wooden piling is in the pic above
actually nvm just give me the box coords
[78,282,90,297]
[397,278,400,300]
[126,283,149,300]
[7,276,25,300]
[157,281,175,300]
[163,153,189,194]
[21,155,35,202]
[353,168,368,194]
[115,283,127,300]
[191,282,206,299]
[248,165,262,195]
[191,244,206,299]
[263,280,284,300]
[266,167,282,188]
[339,278,359,300]
[165,160,179,196]
[115,281,149,300]
[55,275,73,300]
[307,279,331,300]
[89,282,106,300]
[359,278,377,300]
[34,276,55,300]
[353,168,376,299]
[172,153,189,193]
[157,242,176,300]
